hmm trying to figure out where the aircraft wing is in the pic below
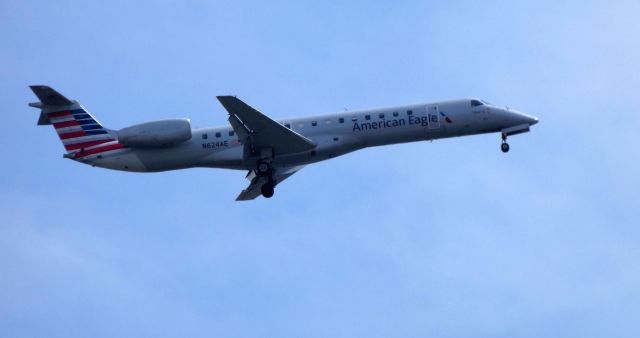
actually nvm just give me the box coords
[236,165,305,201]
[217,96,316,155]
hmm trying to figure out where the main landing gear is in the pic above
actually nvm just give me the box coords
[261,180,275,198]
[501,133,510,153]
[257,161,275,198]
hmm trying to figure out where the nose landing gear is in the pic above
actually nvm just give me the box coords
[501,133,510,153]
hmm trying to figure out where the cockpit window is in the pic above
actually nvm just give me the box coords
[471,99,484,107]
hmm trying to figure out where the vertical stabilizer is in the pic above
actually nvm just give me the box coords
[28,85,122,157]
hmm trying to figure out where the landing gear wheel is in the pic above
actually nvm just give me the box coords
[257,161,270,175]
[261,182,274,198]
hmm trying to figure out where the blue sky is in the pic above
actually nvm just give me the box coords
[1,1,639,337]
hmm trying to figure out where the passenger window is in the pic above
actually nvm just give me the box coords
[215,132,221,138]
[379,113,384,119]
[393,111,399,117]
[407,110,413,116]
[351,117,358,122]
[339,118,344,123]
[311,121,317,126]
[202,133,208,139]
[471,99,483,107]
[365,115,371,120]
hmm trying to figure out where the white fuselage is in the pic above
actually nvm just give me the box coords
[82,99,537,172]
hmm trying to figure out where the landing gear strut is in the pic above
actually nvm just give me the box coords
[501,133,510,153]
[257,161,271,175]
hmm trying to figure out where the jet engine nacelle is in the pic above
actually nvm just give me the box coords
[117,119,192,148]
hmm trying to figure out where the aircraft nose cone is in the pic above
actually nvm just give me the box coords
[513,110,538,126]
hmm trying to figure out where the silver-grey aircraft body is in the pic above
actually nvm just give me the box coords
[29,86,538,200]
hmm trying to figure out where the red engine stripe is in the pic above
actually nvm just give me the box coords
[65,139,115,151]
[75,143,125,158]
[59,131,87,140]
[47,111,71,118]
[53,120,80,129]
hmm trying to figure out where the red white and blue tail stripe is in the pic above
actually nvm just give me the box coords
[48,108,125,158]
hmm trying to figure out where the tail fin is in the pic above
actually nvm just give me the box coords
[29,85,119,156]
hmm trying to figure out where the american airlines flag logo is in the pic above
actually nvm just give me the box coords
[48,108,125,158]
[439,111,453,123]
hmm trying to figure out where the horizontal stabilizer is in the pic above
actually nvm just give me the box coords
[29,85,73,106]
[28,85,78,125]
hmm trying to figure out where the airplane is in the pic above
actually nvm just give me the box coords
[28,85,538,200]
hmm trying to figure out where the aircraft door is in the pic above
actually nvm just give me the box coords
[426,105,440,130]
